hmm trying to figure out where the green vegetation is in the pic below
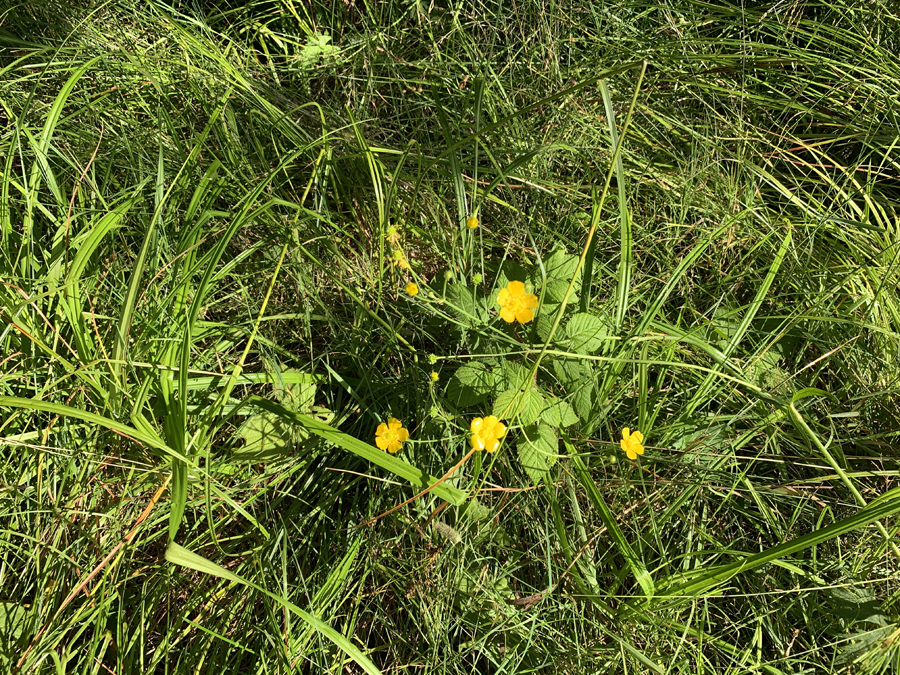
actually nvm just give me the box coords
[2,0,900,671]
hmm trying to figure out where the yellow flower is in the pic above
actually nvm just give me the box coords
[406,282,419,296]
[375,418,409,453]
[467,216,479,229]
[392,249,410,269]
[497,280,539,324]
[386,224,401,245]
[430,371,439,381]
[470,415,506,452]
[620,427,644,460]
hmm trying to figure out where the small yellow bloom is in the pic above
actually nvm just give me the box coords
[470,415,506,452]
[467,216,479,229]
[395,257,410,269]
[620,427,644,460]
[430,371,439,381]
[386,224,401,245]
[406,282,419,296]
[375,418,409,454]
[497,280,539,324]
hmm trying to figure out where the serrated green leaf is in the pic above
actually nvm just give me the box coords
[566,313,608,353]
[572,385,593,422]
[542,249,581,283]
[445,283,488,323]
[454,362,494,389]
[493,388,545,424]
[545,278,573,303]
[237,412,293,458]
[535,304,559,342]
[446,363,494,408]
[552,358,591,391]
[542,398,579,427]
[500,360,532,391]
[518,424,557,484]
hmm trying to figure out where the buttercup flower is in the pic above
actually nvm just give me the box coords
[430,371,439,381]
[620,428,644,460]
[497,281,539,324]
[467,216,479,229]
[470,415,507,452]
[386,224,401,246]
[375,418,409,454]
[406,282,419,296]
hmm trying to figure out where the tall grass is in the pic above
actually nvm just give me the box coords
[2,0,900,672]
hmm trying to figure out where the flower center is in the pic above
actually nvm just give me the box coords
[381,429,401,444]
[504,294,527,315]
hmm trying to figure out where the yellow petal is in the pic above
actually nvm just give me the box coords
[397,428,409,442]
[388,440,401,453]
[405,282,419,296]
[626,448,637,460]
[470,417,484,433]
[471,434,485,451]
[376,436,390,450]
[497,288,509,306]
[500,307,517,323]
[633,430,644,444]
[388,418,402,430]
[488,438,500,452]
[507,280,525,295]
[494,422,507,438]
[622,427,631,439]
[376,422,388,436]
[516,308,535,324]
[524,294,539,309]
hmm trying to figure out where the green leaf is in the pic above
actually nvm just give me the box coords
[237,412,293,458]
[552,357,588,391]
[566,313,608,353]
[493,388,545,425]
[542,398,579,427]
[500,360,531,391]
[518,424,557,484]
[165,543,382,675]
[445,283,488,323]
[0,602,29,642]
[495,260,529,287]
[544,278,573,303]
[535,304,559,343]
[446,363,494,408]
[273,369,317,412]
[542,249,580,283]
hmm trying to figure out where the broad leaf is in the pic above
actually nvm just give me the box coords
[518,424,557,484]
[566,313,608,353]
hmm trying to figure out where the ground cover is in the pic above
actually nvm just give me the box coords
[2,0,900,672]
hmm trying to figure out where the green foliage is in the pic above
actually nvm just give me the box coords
[3,0,900,672]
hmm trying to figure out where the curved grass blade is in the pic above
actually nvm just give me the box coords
[165,542,383,675]
[645,492,900,611]
[245,396,469,506]
[565,438,655,598]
